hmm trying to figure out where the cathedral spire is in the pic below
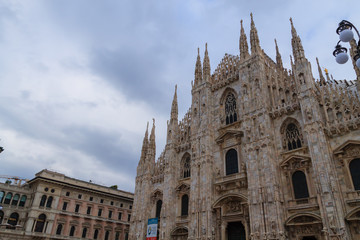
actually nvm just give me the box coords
[148,119,156,163]
[139,122,149,163]
[170,85,178,123]
[290,18,305,62]
[316,57,326,85]
[203,43,211,80]
[250,13,261,54]
[194,48,203,86]
[239,20,250,60]
[275,39,283,69]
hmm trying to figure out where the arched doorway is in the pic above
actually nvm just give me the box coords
[170,227,188,240]
[285,214,322,240]
[227,221,246,240]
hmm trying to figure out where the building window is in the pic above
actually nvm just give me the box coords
[62,202,68,211]
[0,210,4,224]
[4,192,12,204]
[94,229,99,239]
[82,228,87,238]
[46,196,53,208]
[66,192,70,197]
[225,93,237,125]
[129,205,132,209]
[181,155,191,178]
[350,158,360,190]
[156,200,162,219]
[181,194,189,216]
[118,212,122,220]
[292,170,310,199]
[34,214,46,233]
[39,195,47,207]
[105,230,110,240]
[108,210,113,219]
[56,224,63,235]
[286,123,302,151]
[226,149,238,175]
[115,232,120,240]
[75,204,80,213]
[89,196,93,201]
[100,199,104,203]
[111,201,114,205]
[0,191,4,203]
[45,187,49,192]
[98,209,102,217]
[127,214,131,221]
[19,195,27,207]
[120,203,123,207]
[87,206,92,215]
[7,212,19,226]
[125,232,129,240]
[69,226,76,237]
[11,194,20,206]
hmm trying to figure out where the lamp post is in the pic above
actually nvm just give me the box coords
[333,20,360,69]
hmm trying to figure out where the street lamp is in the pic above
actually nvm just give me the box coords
[333,20,360,68]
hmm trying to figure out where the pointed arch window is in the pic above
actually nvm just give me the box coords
[292,171,309,199]
[156,199,162,219]
[225,93,237,125]
[34,214,46,232]
[182,156,191,178]
[46,196,53,208]
[11,194,20,206]
[56,224,63,235]
[349,158,360,190]
[226,149,239,175]
[39,195,47,207]
[286,123,302,150]
[4,192,12,204]
[181,194,189,216]
[19,195,27,207]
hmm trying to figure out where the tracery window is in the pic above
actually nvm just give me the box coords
[286,123,302,151]
[11,194,19,206]
[39,195,47,207]
[156,199,162,219]
[34,214,46,232]
[225,93,237,125]
[349,158,360,190]
[226,149,239,175]
[4,192,12,204]
[182,156,191,178]
[19,195,27,207]
[292,171,309,199]
[181,194,189,216]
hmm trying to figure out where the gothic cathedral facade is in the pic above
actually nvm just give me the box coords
[130,15,360,240]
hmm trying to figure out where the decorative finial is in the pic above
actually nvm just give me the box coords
[205,42,208,51]
[197,47,200,55]
[241,19,243,27]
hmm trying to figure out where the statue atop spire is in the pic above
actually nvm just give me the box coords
[139,122,149,164]
[290,18,305,62]
[148,118,156,163]
[170,85,178,123]
[250,13,261,54]
[275,39,283,69]
[240,20,250,60]
[316,57,326,85]
[203,43,211,80]
[194,48,203,86]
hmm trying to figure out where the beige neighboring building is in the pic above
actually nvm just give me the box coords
[0,169,133,240]
[130,16,360,240]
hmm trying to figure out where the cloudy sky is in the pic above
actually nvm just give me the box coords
[0,0,359,192]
